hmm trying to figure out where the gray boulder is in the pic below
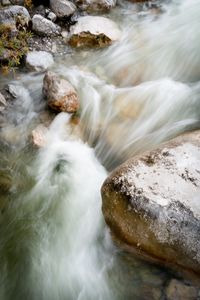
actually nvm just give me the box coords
[43,71,80,113]
[68,16,121,48]
[32,14,61,36]
[26,51,54,72]
[50,0,76,18]
[0,5,30,26]
[102,131,200,274]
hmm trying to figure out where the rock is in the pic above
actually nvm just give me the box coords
[50,0,76,18]
[0,5,30,27]
[1,0,11,6]
[26,51,54,72]
[32,14,61,36]
[10,0,24,4]
[43,71,80,113]
[101,130,200,274]
[68,16,121,48]
[31,124,48,147]
[0,92,7,112]
[47,11,57,22]
[165,279,199,300]
[73,0,116,12]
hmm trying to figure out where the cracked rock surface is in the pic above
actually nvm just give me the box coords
[101,130,200,274]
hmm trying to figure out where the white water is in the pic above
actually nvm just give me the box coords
[0,0,200,299]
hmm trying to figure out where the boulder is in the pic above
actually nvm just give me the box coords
[50,0,76,18]
[68,16,121,48]
[0,5,30,27]
[32,14,61,36]
[26,50,54,72]
[43,71,80,113]
[101,131,200,274]
[73,0,116,12]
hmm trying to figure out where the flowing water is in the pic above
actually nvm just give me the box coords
[0,0,200,299]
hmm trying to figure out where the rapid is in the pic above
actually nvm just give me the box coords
[0,0,200,299]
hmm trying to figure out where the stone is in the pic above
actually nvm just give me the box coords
[43,71,80,113]
[26,51,54,72]
[32,14,61,36]
[0,5,30,27]
[165,279,199,300]
[68,16,121,48]
[1,0,11,6]
[73,0,116,12]
[0,92,7,112]
[31,124,48,147]
[101,130,200,274]
[10,0,24,4]
[50,0,76,18]
[47,11,57,22]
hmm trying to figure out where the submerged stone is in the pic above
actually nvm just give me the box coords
[101,130,200,274]
[43,71,80,113]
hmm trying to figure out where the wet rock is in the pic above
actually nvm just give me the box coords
[26,50,54,71]
[101,130,200,274]
[73,0,116,12]
[0,5,30,27]
[68,16,121,48]
[31,124,48,147]
[165,279,199,300]
[32,14,61,36]
[0,92,7,112]
[50,0,76,18]
[43,71,80,113]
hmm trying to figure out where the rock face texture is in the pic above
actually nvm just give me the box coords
[68,16,121,48]
[101,131,200,274]
[43,71,80,113]
[50,0,76,18]
[32,14,61,36]
[74,0,116,12]
[0,92,7,112]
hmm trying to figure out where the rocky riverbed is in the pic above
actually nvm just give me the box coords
[0,0,200,299]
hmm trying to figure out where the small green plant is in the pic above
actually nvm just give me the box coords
[0,24,32,74]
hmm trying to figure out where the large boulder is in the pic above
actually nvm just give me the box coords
[101,131,200,274]
[32,14,61,36]
[73,0,116,12]
[68,16,121,48]
[43,71,80,113]
[50,0,76,18]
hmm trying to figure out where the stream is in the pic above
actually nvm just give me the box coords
[0,0,200,299]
